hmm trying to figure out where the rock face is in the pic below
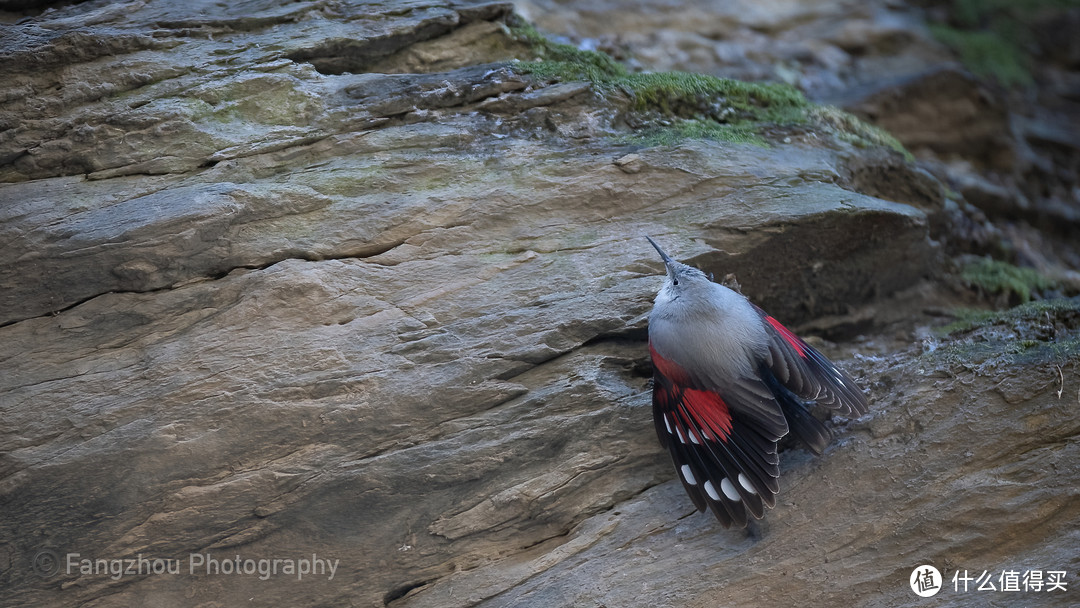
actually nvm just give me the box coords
[1,1,1077,608]
[523,0,1080,286]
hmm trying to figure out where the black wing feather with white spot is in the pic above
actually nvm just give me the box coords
[651,344,781,528]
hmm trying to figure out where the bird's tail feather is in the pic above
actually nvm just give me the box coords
[777,391,831,455]
[761,364,831,455]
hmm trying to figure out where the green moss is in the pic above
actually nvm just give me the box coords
[522,61,810,144]
[1036,337,1080,363]
[936,298,1080,336]
[503,19,939,156]
[934,308,997,336]
[960,257,1058,303]
[928,24,1032,88]
[513,56,809,120]
[504,21,924,153]
[928,297,1080,369]
[508,22,629,81]
[507,21,814,145]
[630,120,768,147]
[930,335,1080,369]
[623,72,805,116]
[808,106,913,160]
[929,0,1080,88]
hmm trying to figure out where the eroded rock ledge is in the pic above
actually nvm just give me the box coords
[2,2,1074,608]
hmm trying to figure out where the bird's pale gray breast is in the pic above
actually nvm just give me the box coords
[649,284,770,389]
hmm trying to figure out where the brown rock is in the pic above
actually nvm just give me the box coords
[4,2,1073,608]
[840,67,1014,170]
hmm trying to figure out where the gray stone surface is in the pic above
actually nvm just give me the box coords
[1,1,1076,608]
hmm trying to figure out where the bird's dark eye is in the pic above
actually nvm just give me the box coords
[672,278,679,286]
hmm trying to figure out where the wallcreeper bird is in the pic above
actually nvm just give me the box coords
[645,236,868,528]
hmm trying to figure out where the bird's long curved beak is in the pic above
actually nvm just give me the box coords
[645,235,676,273]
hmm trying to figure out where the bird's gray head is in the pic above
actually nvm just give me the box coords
[645,236,715,308]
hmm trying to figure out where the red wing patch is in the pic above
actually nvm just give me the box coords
[650,342,732,442]
[764,315,807,358]
[648,342,689,384]
[650,340,782,528]
[682,388,732,441]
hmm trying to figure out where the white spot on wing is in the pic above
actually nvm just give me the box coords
[664,415,672,434]
[681,464,697,485]
[738,473,757,495]
[689,428,700,444]
[720,478,741,502]
[704,480,721,501]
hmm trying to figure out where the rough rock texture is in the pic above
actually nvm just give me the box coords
[1,1,1077,608]
[523,0,1080,288]
[518,0,953,97]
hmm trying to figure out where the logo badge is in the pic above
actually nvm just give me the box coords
[910,565,942,597]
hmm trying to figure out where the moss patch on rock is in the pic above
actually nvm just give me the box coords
[936,298,1079,336]
[928,24,1032,88]
[928,0,1080,88]
[506,22,628,81]
[930,297,1080,370]
[960,257,1059,303]
[626,120,765,147]
[506,21,910,153]
[807,106,913,160]
[508,22,811,146]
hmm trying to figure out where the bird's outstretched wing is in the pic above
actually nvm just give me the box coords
[650,343,786,528]
[754,306,868,418]
[650,311,867,527]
